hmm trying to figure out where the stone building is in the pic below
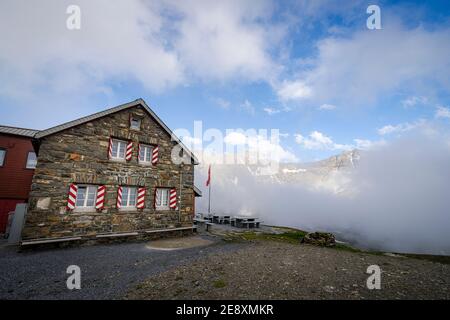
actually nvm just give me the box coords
[21,99,201,244]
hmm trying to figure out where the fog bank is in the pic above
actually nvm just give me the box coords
[195,132,450,255]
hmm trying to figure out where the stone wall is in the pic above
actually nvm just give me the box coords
[22,105,196,240]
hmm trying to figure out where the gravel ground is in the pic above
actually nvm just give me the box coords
[0,236,245,300]
[127,241,450,300]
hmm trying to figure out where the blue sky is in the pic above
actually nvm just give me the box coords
[1,0,449,162]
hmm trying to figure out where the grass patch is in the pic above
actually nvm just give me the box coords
[225,226,450,263]
[213,279,227,288]
[334,243,365,253]
[234,228,382,255]
[402,253,450,265]
[237,230,307,244]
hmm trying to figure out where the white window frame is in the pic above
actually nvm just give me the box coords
[75,185,98,211]
[0,149,5,167]
[26,151,37,169]
[130,117,141,130]
[138,144,154,164]
[155,188,170,210]
[121,186,137,209]
[110,139,127,160]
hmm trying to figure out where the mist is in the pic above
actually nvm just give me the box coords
[195,130,450,255]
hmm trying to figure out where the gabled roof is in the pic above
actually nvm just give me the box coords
[0,125,39,138]
[35,98,199,164]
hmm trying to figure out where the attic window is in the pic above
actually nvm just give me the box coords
[26,152,37,169]
[130,117,141,130]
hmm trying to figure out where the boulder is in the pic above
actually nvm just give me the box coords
[301,232,336,247]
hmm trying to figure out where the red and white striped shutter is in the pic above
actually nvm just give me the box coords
[116,186,123,209]
[95,185,106,210]
[169,188,177,209]
[108,138,113,159]
[126,141,133,161]
[136,187,146,209]
[67,183,78,211]
[152,146,159,165]
[153,188,158,209]
[137,144,141,162]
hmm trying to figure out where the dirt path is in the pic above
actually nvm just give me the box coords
[127,240,450,300]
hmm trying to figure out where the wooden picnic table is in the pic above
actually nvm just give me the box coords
[233,216,261,229]
[218,215,231,224]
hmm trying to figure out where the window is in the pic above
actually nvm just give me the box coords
[111,139,127,160]
[122,186,137,207]
[130,117,141,130]
[26,151,37,169]
[0,149,5,166]
[155,188,170,209]
[139,144,153,163]
[75,185,97,208]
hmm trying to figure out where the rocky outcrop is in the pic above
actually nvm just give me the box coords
[301,232,336,247]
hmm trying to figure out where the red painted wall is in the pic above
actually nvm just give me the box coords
[0,134,35,200]
[0,199,25,233]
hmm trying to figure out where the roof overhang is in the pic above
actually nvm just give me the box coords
[0,126,39,138]
[193,185,202,197]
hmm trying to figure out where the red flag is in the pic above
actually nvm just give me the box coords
[206,165,211,187]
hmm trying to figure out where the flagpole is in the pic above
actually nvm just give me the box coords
[208,181,211,214]
[207,164,211,215]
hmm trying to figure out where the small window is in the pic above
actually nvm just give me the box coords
[139,144,153,163]
[111,139,127,160]
[130,117,141,130]
[155,188,170,210]
[122,186,137,207]
[0,149,5,167]
[75,185,97,208]
[26,151,37,169]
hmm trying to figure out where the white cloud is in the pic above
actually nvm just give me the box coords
[220,131,298,163]
[0,0,183,100]
[247,135,298,163]
[224,132,247,145]
[213,97,231,110]
[435,106,450,119]
[354,139,385,150]
[167,0,281,82]
[295,131,383,151]
[240,100,256,115]
[377,120,425,136]
[263,107,281,115]
[318,104,336,111]
[0,0,282,113]
[353,139,373,149]
[295,131,352,151]
[401,96,428,108]
[276,80,312,101]
[285,22,450,105]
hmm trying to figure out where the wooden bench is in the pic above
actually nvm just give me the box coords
[194,218,213,232]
